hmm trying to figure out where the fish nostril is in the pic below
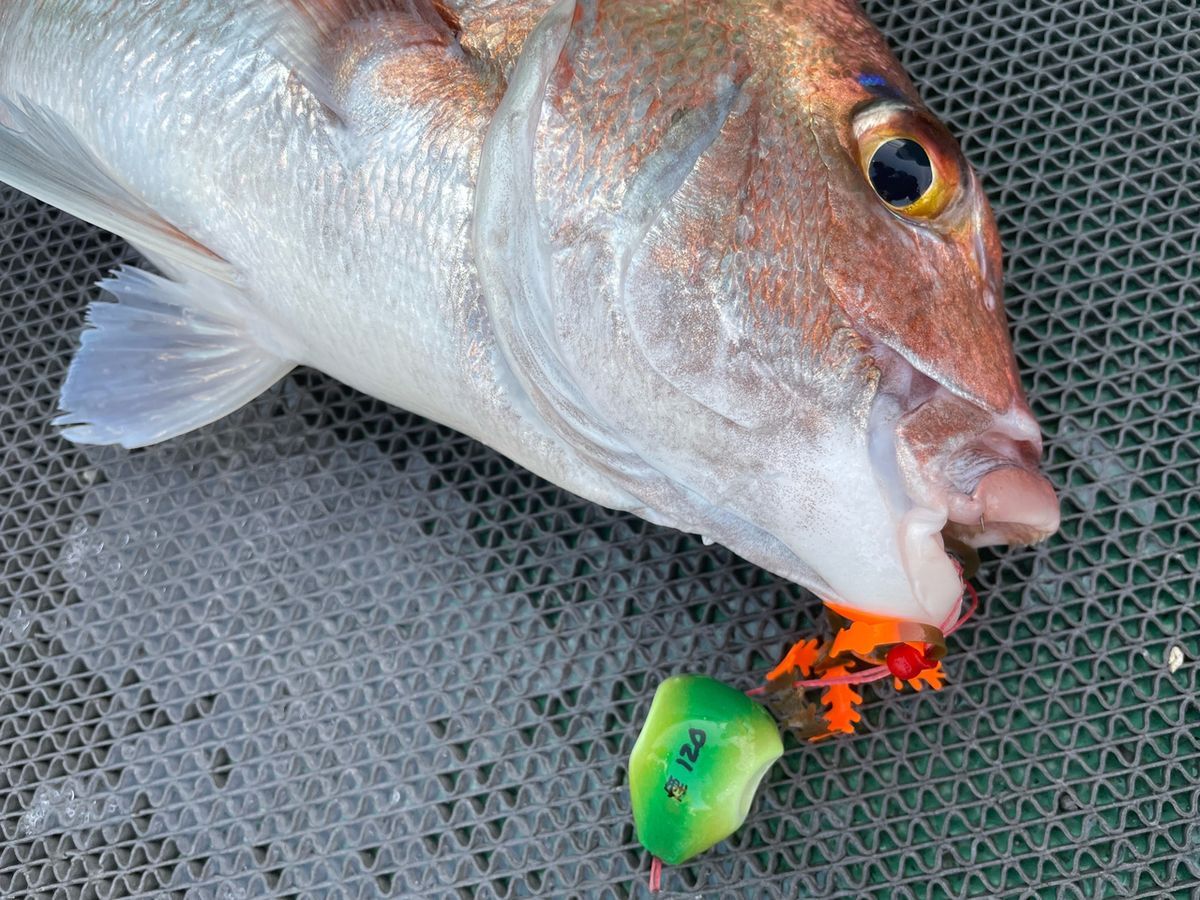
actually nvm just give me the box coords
[1014,439,1043,469]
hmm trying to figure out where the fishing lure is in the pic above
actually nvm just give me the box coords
[629,675,782,885]
[630,575,979,890]
[753,575,978,739]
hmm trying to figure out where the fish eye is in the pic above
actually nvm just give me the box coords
[868,138,933,208]
[853,103,962,221]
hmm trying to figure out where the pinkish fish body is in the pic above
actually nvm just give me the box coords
[0,0,1058,627]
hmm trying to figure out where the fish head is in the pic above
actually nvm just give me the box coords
[476,0,1059,627]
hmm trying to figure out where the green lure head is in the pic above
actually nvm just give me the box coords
[629,675,783,866]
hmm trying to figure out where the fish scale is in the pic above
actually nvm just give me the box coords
[0,0,1056,634]
[2,2,494,438]
[0,0,1192,888]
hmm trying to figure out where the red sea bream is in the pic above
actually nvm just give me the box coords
[0,0,1060,629]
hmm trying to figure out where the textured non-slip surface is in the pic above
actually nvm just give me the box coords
[1,1,1198,897]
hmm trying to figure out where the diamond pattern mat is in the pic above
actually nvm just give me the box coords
[1,1,1198,897]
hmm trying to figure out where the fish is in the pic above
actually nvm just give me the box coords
[0,0,1059,631]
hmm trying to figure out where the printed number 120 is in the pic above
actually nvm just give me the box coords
[674,728,707,773]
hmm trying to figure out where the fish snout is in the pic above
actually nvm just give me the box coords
[942,436,1060,547]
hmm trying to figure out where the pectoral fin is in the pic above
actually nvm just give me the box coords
[0,97,293,448]
[54,268,294,449]
[0,97,234,284]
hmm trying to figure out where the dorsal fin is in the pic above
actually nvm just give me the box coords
[256,0,462,121]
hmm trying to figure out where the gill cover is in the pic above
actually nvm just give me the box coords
[473,0,927,613]
[474,0,659,499]
[474,0,774,523]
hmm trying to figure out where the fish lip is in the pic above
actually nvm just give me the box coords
[941,463,1062,547]
[863,337,1058,621]
[919,418,1060,548]
[862,347,960,623]
[865,336,1056,538]
[896,505,963,623]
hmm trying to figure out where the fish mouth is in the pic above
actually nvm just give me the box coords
[867,342,1060,622]
[940,450,1061,547]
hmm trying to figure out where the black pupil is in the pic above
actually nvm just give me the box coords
[868,138,934,207]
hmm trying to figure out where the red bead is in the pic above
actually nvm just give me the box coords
[886,643,933,680]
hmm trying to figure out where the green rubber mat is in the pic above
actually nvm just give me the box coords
[0,0,1197,897]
